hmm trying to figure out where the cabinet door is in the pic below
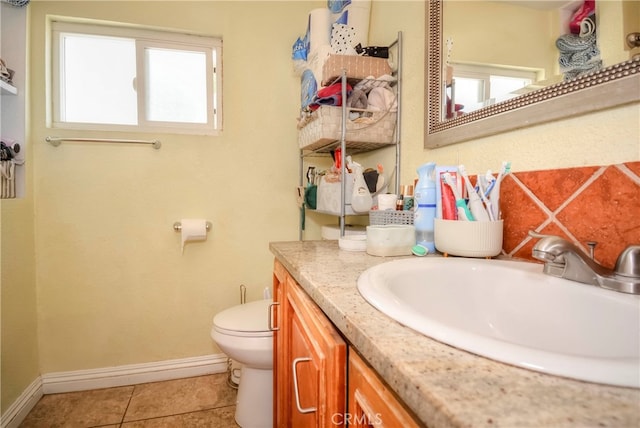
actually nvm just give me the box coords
[272,260,288,426]
[273,259,346,427]
[290,312,320,427]
[348,349,422,428]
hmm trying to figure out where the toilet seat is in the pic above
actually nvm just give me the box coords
[213,299,273,338]
[211,299,274,426]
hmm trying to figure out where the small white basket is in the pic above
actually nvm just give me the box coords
[369,210,414,226]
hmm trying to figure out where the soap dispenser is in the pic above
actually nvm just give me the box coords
[414,162,437,252]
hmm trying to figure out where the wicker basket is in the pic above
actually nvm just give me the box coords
[299,106,397,151]
[321,54,392,86]
[369,210,414,226]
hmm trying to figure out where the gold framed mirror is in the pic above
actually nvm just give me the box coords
[425,0,640,148]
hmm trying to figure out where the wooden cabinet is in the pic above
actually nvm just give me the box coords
[273,260,347,427]
[272,259,287,425]
[273,259,422,427]
[348,349,422,428]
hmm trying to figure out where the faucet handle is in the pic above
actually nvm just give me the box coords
[528,230,554,239]
[614,245,640,278]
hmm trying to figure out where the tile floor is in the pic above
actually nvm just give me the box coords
[19,373,240,427]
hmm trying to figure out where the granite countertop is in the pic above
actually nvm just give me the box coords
[269,240,640,428]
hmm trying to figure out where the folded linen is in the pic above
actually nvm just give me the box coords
[367,87,397,112]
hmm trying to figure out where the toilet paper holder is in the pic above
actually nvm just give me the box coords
[173,221,212,232]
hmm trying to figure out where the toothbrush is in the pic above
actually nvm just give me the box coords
[478,174,497,221]
[476,174,495,221]
[489,161,511,220]
[442,173,474,221]
[459,165,490,221]
[483,170,495,197]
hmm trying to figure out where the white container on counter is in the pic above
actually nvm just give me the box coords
[434,219,503,257]
[366,225,415,257]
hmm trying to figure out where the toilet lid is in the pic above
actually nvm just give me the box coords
[213,299,273,333]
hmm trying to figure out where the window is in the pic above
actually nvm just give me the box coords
[451,63,539,114]
[51,20,222,135]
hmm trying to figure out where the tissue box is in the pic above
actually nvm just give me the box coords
[316,173,356,215]
[322,54,392,86]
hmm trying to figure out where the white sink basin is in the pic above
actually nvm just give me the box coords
[357,257,640,388]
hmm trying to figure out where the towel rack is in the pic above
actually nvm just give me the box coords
[46,136,161,150]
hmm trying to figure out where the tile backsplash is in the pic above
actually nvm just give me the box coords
[500,161,640,269]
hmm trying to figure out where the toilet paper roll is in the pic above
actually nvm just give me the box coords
[181,218,208,254]
[346,0,371,47]
[331,0,371,50]
[308,8,332,52]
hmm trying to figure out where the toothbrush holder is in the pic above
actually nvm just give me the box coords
[434,219,504,258]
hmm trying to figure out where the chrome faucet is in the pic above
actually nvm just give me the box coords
[529,231,640,294]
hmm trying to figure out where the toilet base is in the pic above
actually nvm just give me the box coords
[235,367,273,428]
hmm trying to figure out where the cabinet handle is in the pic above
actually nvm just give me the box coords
[292,357,317,414]
[268,302,280,331]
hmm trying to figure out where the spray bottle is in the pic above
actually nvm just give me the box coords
[414,162,437,252]
[350,161,373,213]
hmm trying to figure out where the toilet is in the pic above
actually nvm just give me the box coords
[211,299,273,428]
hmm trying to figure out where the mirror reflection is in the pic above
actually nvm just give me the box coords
[442,0,639,119]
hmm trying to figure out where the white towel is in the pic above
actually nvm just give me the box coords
[367,87,397,112]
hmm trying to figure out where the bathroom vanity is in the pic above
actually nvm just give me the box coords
[273,257,421,427]
[270,240,640,427]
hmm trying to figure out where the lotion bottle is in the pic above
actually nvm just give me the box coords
[414,162,437,252]
[403,184,414,211]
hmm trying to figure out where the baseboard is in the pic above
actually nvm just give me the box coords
[41,353,229,394]
[1,377,43,428]
[1,353,228,428]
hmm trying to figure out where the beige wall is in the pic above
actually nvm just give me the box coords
[623,0,640,60]
[1,201,39,415]
[444,1,557,80]
[28,1,316,374]
[1,0,639,416]
[601,0,639,64]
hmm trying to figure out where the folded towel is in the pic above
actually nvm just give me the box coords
[556,31,602,80]
[307,82,353,111]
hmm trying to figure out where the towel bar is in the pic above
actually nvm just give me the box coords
[46,136,161,149]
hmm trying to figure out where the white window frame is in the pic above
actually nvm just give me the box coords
[451,62,541,107]
[50,19,222,135]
